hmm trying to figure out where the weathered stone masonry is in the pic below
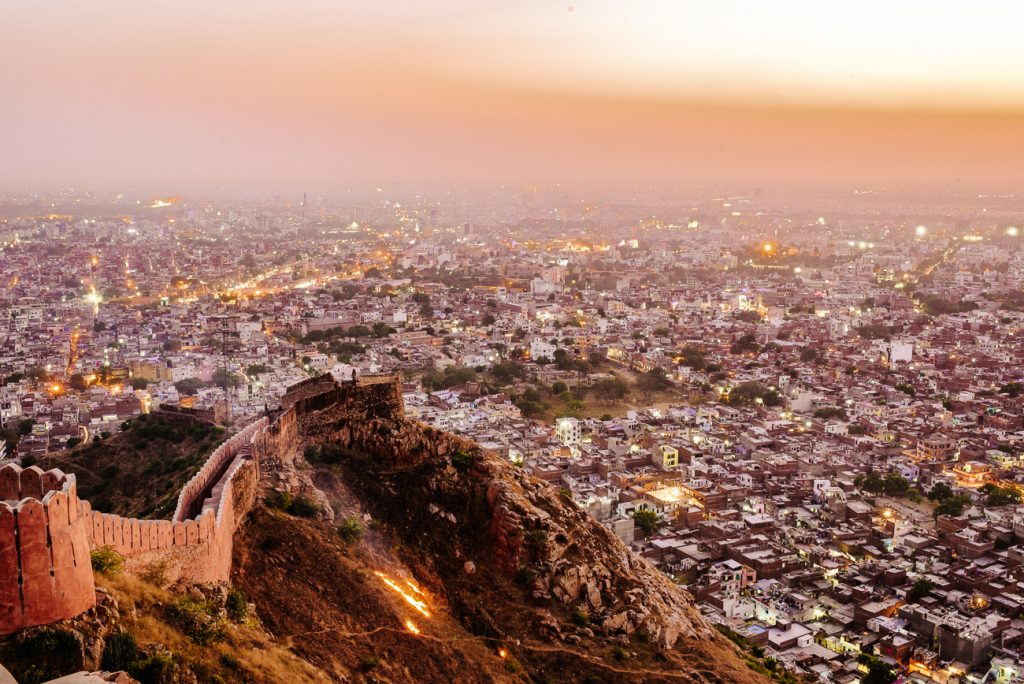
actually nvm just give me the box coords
[0,373,467,638]
[0,417,268,636]
[0,465,95,636]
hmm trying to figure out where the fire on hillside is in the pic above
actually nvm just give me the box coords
[375,571,431,618]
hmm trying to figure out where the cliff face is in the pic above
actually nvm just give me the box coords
[234,376,768,683]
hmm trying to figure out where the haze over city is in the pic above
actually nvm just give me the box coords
[3,4,1024,684]
[4,1,1024,192]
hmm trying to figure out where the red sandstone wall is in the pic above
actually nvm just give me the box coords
[0,376,401,635]
[81,417,269,585]
[0,466,96,636]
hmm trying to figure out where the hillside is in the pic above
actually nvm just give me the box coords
[39,414,224,519]
[0,378,770,683]
[229,434,769,683]
[227,420,768,684]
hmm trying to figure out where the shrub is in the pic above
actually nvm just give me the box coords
[166,596,225,645]
[358,656,380,672]
[132,650,176,684]
[451,450,473,472]
[140,558,171,587]
[286,496,318,518]
[91,547,125,575]
[265,490,317,517]
[10,629,82,683]
[515,567,536,587]
[226,587,249,622]
[266,490,293,511]
[524,529,548,556]
[338,517,363,543]
[219,653,241,671]
[101,631,138,671]
[572,609,590,627]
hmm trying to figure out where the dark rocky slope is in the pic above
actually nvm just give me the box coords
[231,392,769,683]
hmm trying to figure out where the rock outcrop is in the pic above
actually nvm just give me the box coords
[275,375,767,682]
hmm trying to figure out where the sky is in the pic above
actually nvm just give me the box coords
[2,0,1024,193]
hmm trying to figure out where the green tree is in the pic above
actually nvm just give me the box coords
[636,367,671,400]
[730,333,759,354]
[934,494,972,518]
[908,578,933,603]
[173,378,206,396]
[1000,382,1023,397]
[981,483,1021,507]
[677,345,706,370]
[632,509,660,538]
[927,482,953,501]
[593,378,629,405]
[212,368,241,388]
[882,472,910,497]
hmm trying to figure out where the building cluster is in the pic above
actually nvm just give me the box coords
[2,189,1024,682]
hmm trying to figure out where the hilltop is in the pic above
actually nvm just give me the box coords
[224,375,768,683]
[229,435,769,683]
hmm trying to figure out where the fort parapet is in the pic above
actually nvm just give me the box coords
[0,374,402,637]
[0,465,95,636]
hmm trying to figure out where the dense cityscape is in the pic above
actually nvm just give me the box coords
[3,186,1023,683]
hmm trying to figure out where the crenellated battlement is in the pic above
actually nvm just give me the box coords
[0,374,403,638]
[0,464,96,636]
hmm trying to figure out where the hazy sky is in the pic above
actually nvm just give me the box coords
[3,0,1024,192]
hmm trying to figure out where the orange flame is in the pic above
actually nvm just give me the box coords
[375,571,431,618]
[405,619,421,635]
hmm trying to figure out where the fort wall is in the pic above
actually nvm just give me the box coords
[1,374,400,636]
[81,417,269,585]
[0,466,96,636]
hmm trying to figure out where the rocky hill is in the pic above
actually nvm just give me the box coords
[0,377,770,683]
[227,376,769,683]
[230,432,770,683]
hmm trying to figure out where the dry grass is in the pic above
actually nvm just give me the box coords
[97,573,326,683]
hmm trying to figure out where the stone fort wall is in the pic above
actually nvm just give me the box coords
[79,417,269,586]
[0,374,404,636]
[0,466,95,636]
[0,417,269,635]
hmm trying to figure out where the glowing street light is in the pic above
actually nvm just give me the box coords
[1007,226,1019,237]
[915,225,927,237]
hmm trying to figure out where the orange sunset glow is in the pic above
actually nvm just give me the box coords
[3,1,1024,191]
